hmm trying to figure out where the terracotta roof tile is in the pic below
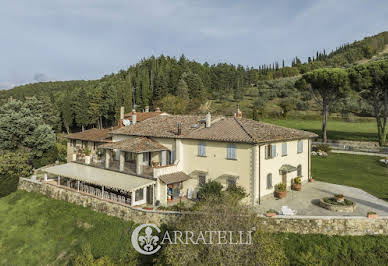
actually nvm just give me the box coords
[111,115,318,144]
[159,171,191,184]
[124,111,165,122]
[65,128,112,142]
[99,137,168,153]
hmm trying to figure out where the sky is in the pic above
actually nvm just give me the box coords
[0,0,387,90]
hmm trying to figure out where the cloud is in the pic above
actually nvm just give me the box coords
[0,0,387,87]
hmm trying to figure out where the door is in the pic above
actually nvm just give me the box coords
[282,172,287,186]
[146,186,153,205]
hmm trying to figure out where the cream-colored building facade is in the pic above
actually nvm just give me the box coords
[63,111,316,206]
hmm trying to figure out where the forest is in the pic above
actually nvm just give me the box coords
[0,31,387,136]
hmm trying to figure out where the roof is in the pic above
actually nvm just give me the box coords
[65,128,113,143]
[124,111,165,122]
[99,137,168,153]
[44,163,155,191]
[111,114,318,144]
[159,171,191,184]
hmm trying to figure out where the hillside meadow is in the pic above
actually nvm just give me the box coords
[0,190,387,265]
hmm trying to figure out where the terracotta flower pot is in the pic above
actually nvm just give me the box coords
[309,178,314,183]
[292,183,302,191]
[335,196,344,203]
[275,190,287,199]
[367,213,378,219]
[266,212,276,217]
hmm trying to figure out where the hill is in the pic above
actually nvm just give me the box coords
[0,31,387,133]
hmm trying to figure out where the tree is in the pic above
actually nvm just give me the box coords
[298,68,349,142]
[73,88,90,131]
[176,78,189,100]
[158,195,286,265]
[157,95,187,114]
[349,61,388,146]
[279,99,295,118]
[0,150,32,197]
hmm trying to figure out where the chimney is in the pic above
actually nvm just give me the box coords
[155,107,161,112]
[132,109,137,124]
[236,105,243,118]
[145,106,149,112]
[177,122,182,136]
[205,112,211,128]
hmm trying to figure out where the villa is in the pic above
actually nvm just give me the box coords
[43,107,317,207]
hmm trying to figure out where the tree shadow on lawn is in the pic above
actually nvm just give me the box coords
[313,188,388,213]
[304,129,378,142]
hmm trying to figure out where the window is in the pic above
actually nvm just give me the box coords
[227,144,236,160]
[199,175,206,186]
[135,188,144,201]
[265,144,277,159]
[297,165,302,177]
[267,173,272,189]
[198,142,206,157]
[297,140,303,153]
[282,142,287,156]
[169,151,175,164]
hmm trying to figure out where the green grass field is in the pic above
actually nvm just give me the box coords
[0,190,387,265]
[312,153,388,201]
[264,118,380,143]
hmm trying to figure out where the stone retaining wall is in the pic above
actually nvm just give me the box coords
[18,178,181,225]
[18,178,388,235]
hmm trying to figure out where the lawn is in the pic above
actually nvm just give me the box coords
[312,153,388,201]
[264,118,380,143]
[0,190,387,265]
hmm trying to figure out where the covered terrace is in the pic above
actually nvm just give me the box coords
[44,162,156,206]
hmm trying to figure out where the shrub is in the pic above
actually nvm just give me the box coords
[197,180,223,200]
[275,183,286,192]
[314,144,331,153]
[226,185,247,200]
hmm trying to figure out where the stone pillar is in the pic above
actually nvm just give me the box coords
[105,150,111,169]
[57,176,60,186]
[43,173,47,182]
[136,153,143,175]
[101,186,104,199]
[131,190,135,206]
[77,180,80,191]
[119,150,125,172]
[156,180,160,203]
[161,150,167,166]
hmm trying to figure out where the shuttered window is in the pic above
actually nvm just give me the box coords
[227,144,236,160]
[265,144,277,159]
[198,142,206,156]
[297,165,302,176]
[282,142,287,156]
[297,140,303,153]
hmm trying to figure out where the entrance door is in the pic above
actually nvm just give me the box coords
[282,172,287,186]
[146,186,153,205]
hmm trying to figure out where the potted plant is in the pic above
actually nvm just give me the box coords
[334,194,344,203]
[265,209,277,217]
[367,211,378,219]
[275,183,287,199]
[292,177,302,191]
[84,148,92,164]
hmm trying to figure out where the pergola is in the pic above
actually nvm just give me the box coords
[44,162,156,206]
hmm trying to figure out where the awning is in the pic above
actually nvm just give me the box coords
[190,170,208,176]
[279,164,297,173]
[99,137,168,153]
[159,172,191,184]
[44,163,155,192]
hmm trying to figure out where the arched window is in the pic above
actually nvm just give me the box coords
[266,173,272,189]
[297,165,302,177]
